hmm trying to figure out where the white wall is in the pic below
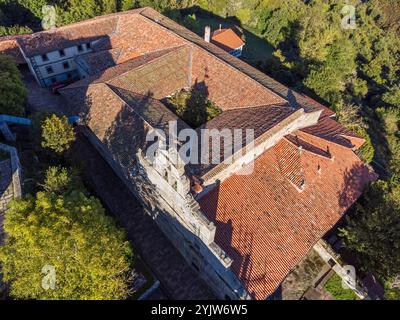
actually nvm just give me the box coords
[37,57,77,78]
[32,43,92,66]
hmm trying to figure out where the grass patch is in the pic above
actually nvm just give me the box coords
[324,273,360,300]
[188,15,274,64]
[167,88,221,128]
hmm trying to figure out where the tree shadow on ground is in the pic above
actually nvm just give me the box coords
[0,2,42,31]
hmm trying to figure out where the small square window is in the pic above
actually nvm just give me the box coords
[51,78,56,83]
[59,49,65,57]
[67,73,72,79]
[86,42,91,49]
[46,66,54,74]
[41,54,49,62]
[77,44,83,52]
[63,62,69,69]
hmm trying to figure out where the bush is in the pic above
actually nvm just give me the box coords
[348,124,375,164]
[0,189,133,299]
[0,54,26,116]
[324,273,360,300]
[167,89,222,128]
[41,114,76,154]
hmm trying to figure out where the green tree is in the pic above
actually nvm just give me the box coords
[168,88,221,128]
[43,166,83,194]
[304,38,357,104]
[182,13,200,33]
[41,114,76,154]
[382,85,400,107]
[0,188,133,299]
[340,181,400,280]
[0,54,26,116]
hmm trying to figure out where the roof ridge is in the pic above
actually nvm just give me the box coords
[274,138,305,191]
[108,44,189,84]
[284,135,332,160]
[63,45,188,90]
[16,8,145,39]
[299,128,354,149]
[106,84,189,129]
[138,8,287,106]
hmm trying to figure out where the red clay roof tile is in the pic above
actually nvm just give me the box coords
[199,121,377,299]
[211,28,245,52]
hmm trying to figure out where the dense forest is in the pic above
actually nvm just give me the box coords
[0,0,399,298]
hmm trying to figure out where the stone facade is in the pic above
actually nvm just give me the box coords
[81,127,250,299]
[0,159,14,214]
[3,8,375,300]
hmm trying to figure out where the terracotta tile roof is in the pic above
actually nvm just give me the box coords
[274,138,304,190]
[45,9,376,301]
[0,36,25,64]
[64,46,186,89]
[138,8,332,114]
[75,48,123,75]
[284,134,332,159]
[300,95,336,118]
[300,117,365,150]
[190,104,296,176]
[1,7,335,117]
[15,15,121,57]
[199,120,377,299]
[211,28,245,52]
[107,45,191,99]
[109,86,189,132]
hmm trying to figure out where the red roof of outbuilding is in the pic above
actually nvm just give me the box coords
[211,28,245,52]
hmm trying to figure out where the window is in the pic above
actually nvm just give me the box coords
[41,54,49,62]
[51,78,56,83]
[77,44,83,52]
[46,66,54,74]
[59,49,65,57]
[63,61,69,70]
[86,42,91,49]
[67,73,72,79]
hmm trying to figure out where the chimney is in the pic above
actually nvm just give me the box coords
[204,26,211,43]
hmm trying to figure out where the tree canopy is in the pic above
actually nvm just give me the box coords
[0,54,26,116]
[41,114,76,154]
[340,181,400,281]
[0,167,133,300]
[168,88,221,128]
[2,0,400,298]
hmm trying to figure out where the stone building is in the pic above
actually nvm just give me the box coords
[0,7,377,300]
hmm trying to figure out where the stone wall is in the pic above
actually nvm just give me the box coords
[0,157,16,300]
[81,127,250,299]
[0,159,14,214]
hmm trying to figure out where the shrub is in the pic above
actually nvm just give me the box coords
[167,89,222,128]
[41,114,76,154]
[324,273,360,300]
[0,54,26,116]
